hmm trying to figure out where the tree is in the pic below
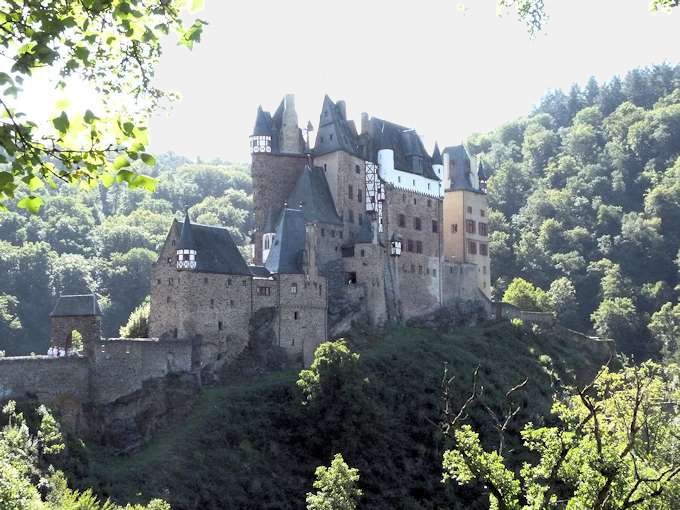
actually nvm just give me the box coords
[502,278,549,311]
[441,362,680,509]
[119,298,150,338]
[0,400,170,509]
[0,0,206,211]
[591,297,642,356]
[547,277,578,326]
[648,302,680,363]
[306,453,362,510]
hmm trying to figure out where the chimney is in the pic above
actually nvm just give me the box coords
[336,100,347,120]
[361,112,369,135]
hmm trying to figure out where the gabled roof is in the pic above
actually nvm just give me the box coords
[265,208,306,274]
[286,165,342,226]
[313,95,361,157]
[50,294,101,317]
[443,145,475,192]
[176,220,250,275]
[249,265,271,278]
[253,105,272,136]
[369,117,439,180]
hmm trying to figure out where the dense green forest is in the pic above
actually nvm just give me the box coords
[472,63,680,361]
[0,155,253,355]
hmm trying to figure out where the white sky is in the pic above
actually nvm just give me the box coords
[14,0,680,163]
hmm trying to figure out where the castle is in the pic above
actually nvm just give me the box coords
[0,94,491,434]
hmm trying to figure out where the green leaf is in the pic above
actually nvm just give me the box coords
[52,111,70,134]
[112,154,130,170]
[84,109,97,124]
[0,171,13,187]
[22,175,43,191]
[140,153,156,166]
[116,169,135,184]
[100,173,115,188]
[17,196,44,214]
[130,174,157,192]
[0,72,12,86]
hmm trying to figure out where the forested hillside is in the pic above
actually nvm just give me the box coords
[471,63,680,360]
[0,155,253,355]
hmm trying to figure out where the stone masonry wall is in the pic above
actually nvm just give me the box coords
[442,260,480,303]
[341,243,388,325]
[0,356,89,430]
[252,153,307,263]
[149,222,181,339]
[50,315,101,354]
[383,184,443,319]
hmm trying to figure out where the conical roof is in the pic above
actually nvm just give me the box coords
[253,105,273,136]
[177,210,196,250]
[432,142,442,165]
[264,208,306,274]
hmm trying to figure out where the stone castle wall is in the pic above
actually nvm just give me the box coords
[442,260,480,303]
[252,153,307,263]
[0,356,89,430]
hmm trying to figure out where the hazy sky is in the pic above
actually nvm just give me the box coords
[31,0,680,163]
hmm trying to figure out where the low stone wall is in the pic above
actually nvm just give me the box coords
[495,302,556,326]
[91,338,192,404]
[0,355,89,430]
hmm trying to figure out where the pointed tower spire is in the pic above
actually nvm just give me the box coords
[251,106,273,154]
[177,209,197,270]
[431,142,442,165]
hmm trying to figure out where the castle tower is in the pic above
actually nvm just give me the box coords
[176,210,197,270]
[441,145,491,297]
[250,96,308,264]
[432,142,443,181]
[49,293,102,356]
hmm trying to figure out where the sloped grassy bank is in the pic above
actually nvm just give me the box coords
[76,321,609,509]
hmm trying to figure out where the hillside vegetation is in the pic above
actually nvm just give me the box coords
[76,322,610,509]
[471,63,680,360]
[0,155,253,355]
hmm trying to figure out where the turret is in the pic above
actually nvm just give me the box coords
[176,210,197,270]
[49,293,102,357]
[432,142,443,180]
[250,105,272,154]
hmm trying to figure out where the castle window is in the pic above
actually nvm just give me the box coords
[320,136,325,143]
[168,278,173,286]
[331,230,336,238]
[418,265,423,274]
[432,220,438,233]
[227,278,232,287]
[358,213,363,225]
[407,239,414,252]
[230,299,234,307]
[156,279,161,284]
[339,231,343,239]
[348,185,353,200]
[210,299,214,309]
[218,321,223,331]
[416,241,423,254]
[357,190,362,203]
[413,198,417,205]
[451,224,458,233]
[256,286,271,296]
[319,284,322,296]
[468,240,477,255]
[348,210,354,223]
[321,228,325,237]
[167,257,172,265]
[294,311,299,320]
[360,249,365,257]
[398,214,405,227]
[291,283,297,294]
[414,217,422,230]
[171,240,175,246]
[398,176,401,183]
[483,265,487,275]
[402,194,406,202]
[427,199,431,207]
[173,328,178,338]
[412,179,416,186]
[481,209,486,217]
[450,267,453,274]
[465,220,476,234]
[243,280,248,287]
[324,163,327,171]
[433,269,437,277]
[329,134,333,141]
[479,223,488,236]
[479,243,488,256]
[467,206,473,214]
[204,277,208,284]
[427,183,431,190]
[166,296,171,303]
[426,268,430,274]
[345,272,357,284]
[355,164,360,174]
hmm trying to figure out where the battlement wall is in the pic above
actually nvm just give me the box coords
[91,338,192,404]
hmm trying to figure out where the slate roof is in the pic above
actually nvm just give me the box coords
[432,142,443,165]
[443,145,476,192]
[50,294,102,317]
[477,160,488,182]
[369,117,440,180]
[286,165,342,225]
[253,106,272,136]
[249,265,271,278]
[265,208,306,274]
[176,219,250,275]
[313,95,362,157]
[177,210,196,251]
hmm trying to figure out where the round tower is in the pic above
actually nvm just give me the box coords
[176,210,197,270]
